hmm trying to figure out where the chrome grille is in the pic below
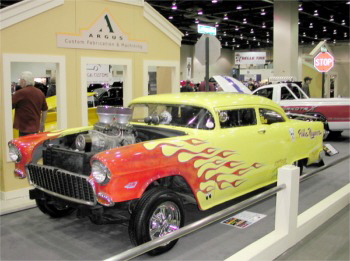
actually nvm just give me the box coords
[27,164,96,206]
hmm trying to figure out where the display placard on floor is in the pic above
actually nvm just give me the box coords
[221,211,266,229]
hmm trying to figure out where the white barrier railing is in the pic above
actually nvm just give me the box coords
[106,156,350,261]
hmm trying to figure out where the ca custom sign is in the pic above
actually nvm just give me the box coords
[314,51,334,72]
[57,9,147,53]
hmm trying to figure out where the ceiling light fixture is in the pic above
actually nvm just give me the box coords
[314,34,318,39]
[224,13,228,20]
[171,1,177,10]
[333,29,337,34]
[267,38,270,43]
[266,32,269,36]
[314,10,319,16]
[185,31,188,36]
[232,46,235,50]
[232,38,235,42]
[243,18,247,24]
[195,18,199,24]
[341,20,346,25]
[224,31,227,36]
[309,23,313,28]
[261,9,266,15]
[253,36,256,41]
[168,16,173,20]
[258,42,260,46]
[237,44,240,48]
[237,5,242,10]
[347,1,350,4]
[298,4,303,11]
[235,26,239,31]
[312,41,315,45]
[303,32,306,36]
[301,40,304,43]
[250,28,254,34]
[298,20,300,25]
[215,22,219,28]
[225,42,228,46]
[323,26,327,32]
[333,39,336,43]
[212,0,218,3]
[330,15,334,22]
[344,32,348,37]
[246,40,249,44]
[262,22,266,28]
[198,9,203,15]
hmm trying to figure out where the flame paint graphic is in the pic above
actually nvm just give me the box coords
[144,138,264,197]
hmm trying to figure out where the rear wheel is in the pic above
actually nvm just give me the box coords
[128,187,184,256]
[293,160,304,175]
[35,198,75,218]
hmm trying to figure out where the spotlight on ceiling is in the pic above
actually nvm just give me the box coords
[330,15,334,22]
[341,20,346,25]
[212,0,218,3]
[195,18,199,24]
[314,10,319,16]
[298,4,303,11]
[198,9,203,15]
[262,22,266,28]
[236,5,242,10]
[261,9,266,15]
[309,23,313,28]
[323,27,327,32]
[168,16,173,20]
[243,18,247,24]
[235,26,239,31]
[224,13,228,20]
[171,1,177,10]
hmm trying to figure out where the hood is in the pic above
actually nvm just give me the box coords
[213,75,252,94]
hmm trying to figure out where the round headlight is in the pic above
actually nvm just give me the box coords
[91,161,110,184]
[8,144,22,163]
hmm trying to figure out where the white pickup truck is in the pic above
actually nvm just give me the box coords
[251,83,350,134]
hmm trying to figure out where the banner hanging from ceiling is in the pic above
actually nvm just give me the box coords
[234,52,266,65]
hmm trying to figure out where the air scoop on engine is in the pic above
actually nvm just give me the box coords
[75,106,136,152]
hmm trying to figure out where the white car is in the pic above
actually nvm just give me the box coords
[252,83,350,134]
[212,76,350,135]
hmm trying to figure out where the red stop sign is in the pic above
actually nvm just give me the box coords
[314,51,334,72]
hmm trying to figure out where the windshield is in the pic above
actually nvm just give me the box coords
[130,104,215,130]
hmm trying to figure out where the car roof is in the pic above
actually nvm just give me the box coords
[130,92,279,109]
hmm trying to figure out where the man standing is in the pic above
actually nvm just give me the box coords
[12,71,48,137]
[302,76,312,97]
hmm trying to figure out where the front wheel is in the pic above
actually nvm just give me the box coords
[128,187,184,256]
[35,198,75,218]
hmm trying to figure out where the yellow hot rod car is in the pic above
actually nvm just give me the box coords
[9,93,324,255]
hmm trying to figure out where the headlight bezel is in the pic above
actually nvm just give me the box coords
[8,143,22,163]
[91,160,111,185]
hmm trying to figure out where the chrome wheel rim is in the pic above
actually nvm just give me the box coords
[149,201,181,243]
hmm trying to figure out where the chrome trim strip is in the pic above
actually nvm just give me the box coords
[32,184,97,206]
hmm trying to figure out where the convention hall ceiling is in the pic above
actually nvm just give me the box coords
[1,0,349,50]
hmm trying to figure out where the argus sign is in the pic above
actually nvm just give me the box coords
[313,51,334,72]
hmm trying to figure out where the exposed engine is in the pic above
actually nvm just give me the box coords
[75,106,136,152]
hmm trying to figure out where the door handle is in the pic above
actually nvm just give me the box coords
[258,129,266,134]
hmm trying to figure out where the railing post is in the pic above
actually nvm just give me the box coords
[275,165,300,239]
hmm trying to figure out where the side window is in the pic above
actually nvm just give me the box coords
[254,88,273,99]
[281,87,295,100]
[259,108,285,124]
[219,108,256,128]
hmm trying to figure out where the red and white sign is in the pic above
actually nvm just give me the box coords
[314,51,334,72]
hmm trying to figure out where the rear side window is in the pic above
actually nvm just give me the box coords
[259,108,285,124]
[281,87,296,100]
[219,108,256,128]
[254,88,273,99]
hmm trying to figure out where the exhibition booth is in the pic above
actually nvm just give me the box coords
[0,0,349,260]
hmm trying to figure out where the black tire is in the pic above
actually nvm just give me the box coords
[128,187,185,256]
[35,198,75,218]
[293,160,304,175]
